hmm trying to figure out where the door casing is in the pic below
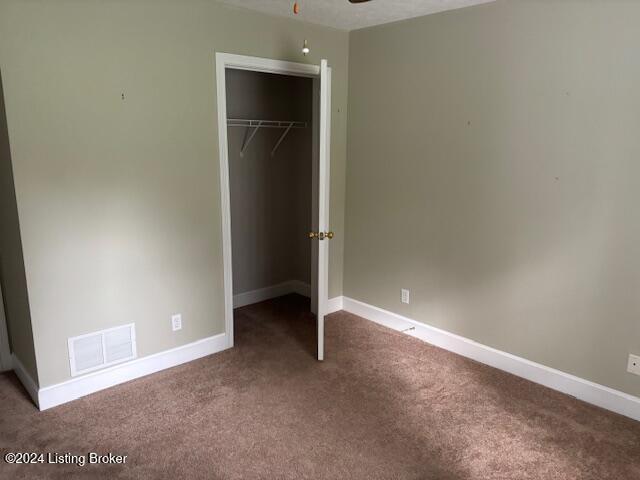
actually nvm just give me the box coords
[215,53,331,358]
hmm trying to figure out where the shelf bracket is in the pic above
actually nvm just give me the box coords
[240,121,262,157]
[270,122,294,157]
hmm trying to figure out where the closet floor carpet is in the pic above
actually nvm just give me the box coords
[1,294,639,479]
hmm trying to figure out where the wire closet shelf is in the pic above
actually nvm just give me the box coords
[227,118,308,157]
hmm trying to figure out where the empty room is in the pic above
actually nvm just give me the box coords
[1,0,639,478]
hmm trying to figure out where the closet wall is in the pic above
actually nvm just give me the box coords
[226,70,312,298]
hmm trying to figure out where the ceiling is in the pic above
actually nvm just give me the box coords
[217,0,496,31]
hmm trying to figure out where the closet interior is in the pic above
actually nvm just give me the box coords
[226,68,317,316]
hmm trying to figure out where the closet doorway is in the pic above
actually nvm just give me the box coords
[216,54,332,360]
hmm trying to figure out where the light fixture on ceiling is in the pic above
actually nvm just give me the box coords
[302,39,310,56]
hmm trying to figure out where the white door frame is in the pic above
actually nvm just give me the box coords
[215,53,330,353]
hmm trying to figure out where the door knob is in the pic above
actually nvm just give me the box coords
[309,231,334,240]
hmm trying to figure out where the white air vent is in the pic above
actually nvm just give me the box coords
[68,323,137,376]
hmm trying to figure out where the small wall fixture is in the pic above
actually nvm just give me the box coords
[302,39,310,56]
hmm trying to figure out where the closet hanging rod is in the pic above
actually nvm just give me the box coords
[227,119,308,157]
[227,119,307,129]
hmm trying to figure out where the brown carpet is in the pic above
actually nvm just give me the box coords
[1,294,639,479]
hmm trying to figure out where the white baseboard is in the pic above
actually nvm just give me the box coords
[233,280,310,309]
[327,296,343,314]
[11,354,39,407]
[36,333,229,411]
[289,280,311,298]
[339,296,640,422]
[22,283,311,410]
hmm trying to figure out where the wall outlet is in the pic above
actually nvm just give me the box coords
[401,289,410,304]
[627,354,640,376]
[171,314,182,332]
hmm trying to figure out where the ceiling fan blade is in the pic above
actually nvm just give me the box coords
[348,0,372,3]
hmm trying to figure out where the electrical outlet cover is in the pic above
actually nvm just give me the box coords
[171,314,182,332]
[401,289,410,304]
[628,354,640,376]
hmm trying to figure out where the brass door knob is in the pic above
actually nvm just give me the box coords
[309,231,334,240]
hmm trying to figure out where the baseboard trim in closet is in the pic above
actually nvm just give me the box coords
[233,280,311,309]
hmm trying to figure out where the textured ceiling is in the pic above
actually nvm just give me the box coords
[217,0,496,31]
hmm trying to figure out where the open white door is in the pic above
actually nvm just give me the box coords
[316,59,331,361]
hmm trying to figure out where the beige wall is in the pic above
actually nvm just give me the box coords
[0,71,39,381]
[227,69,312,294]
[345,0,640,397]
[0,0,348,387]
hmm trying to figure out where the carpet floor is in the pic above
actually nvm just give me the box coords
[1,294,639,479]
